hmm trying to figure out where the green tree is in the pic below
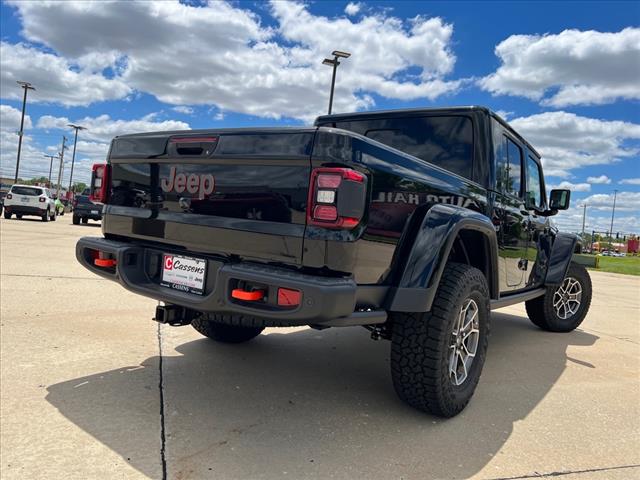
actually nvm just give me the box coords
[71,182,87,193]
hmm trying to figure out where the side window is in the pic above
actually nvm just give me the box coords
[505,138,522,197]
[526,156,544,208]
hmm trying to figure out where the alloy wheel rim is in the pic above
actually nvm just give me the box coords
[449,298,480,386]
[553,276,582,320]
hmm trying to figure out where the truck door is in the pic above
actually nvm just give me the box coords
[494,134,529,292]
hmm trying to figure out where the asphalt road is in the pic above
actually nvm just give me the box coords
[1,217,639,480]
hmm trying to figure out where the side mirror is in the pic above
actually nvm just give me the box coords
[549,189,571,210]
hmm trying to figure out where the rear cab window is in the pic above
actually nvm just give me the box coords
[526,155,545,209]
[11,186,43,196]
[330,115,474,180]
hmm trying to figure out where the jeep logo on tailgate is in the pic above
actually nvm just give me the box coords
[161,166,215,200]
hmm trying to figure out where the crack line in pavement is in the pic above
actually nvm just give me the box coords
[579,327,639,345]
[484,463,640,480]
[157,322,168,480]
[1,273,106,281]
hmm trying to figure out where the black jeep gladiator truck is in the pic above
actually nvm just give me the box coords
[76,106,592,417]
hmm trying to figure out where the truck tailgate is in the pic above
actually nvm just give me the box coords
[103,130,315,265]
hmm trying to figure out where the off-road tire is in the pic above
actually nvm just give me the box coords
[72,215,80,225]
[3,212,10,219]
[525,262,592,332]
[191,314,264,343]
[390,262,491,417]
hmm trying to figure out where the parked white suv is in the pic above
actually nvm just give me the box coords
[3,185,57,222]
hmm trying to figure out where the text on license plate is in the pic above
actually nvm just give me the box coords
[161,254,206,295]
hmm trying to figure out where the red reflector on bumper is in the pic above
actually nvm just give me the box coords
[231,289,265,301]
[94,258,117,267]
[277,288,302,307]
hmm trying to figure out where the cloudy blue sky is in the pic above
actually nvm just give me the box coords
[0,0,638,233]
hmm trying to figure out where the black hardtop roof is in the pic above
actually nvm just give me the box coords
[113,126,318,140]
[315,105,541,158]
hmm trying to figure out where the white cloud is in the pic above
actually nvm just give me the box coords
[619,178,640,185]
[4,0,460,120]
[0,104,32,131]
[552,206,639,234]
[548,181,591,192]
[344,2,362,16]
[0,42,131,106]
[36,113,190,143]
[480,28,640,107]
[509,111,640,177]
[172,106,194,115]
[580,191,640,212]
[587,175,611,184]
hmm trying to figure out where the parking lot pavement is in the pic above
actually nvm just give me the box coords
[1,218,639,480]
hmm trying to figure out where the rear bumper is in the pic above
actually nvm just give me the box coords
[74,208,102,220]
[76,236,387,327]
[5,205,47,215]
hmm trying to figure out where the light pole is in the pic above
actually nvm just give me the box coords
[44,154,57,187]
[67,124,86,195]
[609,189,618,251]
[322,50,351,115]
[14,81,36,183]
[56,136,68,199]
[580,203,587,240]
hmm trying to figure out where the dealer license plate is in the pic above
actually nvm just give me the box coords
[161,254,206,295]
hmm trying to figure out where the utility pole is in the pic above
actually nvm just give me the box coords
[609,190,618,251]
[67,124,86,195]
[44,154,57,187]
[322,51,351,115]
[14,81,36,183]
[581,203,587,240]
[56,136,68,199]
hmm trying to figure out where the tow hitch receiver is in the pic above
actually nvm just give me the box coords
[154,304,196,326]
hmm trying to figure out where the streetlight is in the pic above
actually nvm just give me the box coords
[322,50,351,115]
[14,81,36,183]
[67,124,86,194]
[44,154,57,187]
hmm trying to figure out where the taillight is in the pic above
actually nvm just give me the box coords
[6,194,12,199]
[90,163,110,203]
[39,197,46,203]
[307,167,366,229]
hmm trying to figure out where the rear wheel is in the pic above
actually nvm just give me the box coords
[4,211,10,219]
[390,263,490,417]
[72,215,80,225]
[16,214,22,219]
[42,209,50,222]
[81,217,89,224]
[191,315,264,343]
[525,263,592,332]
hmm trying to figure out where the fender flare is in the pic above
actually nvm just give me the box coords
[387,203,499,312]
[544,232,578,286]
